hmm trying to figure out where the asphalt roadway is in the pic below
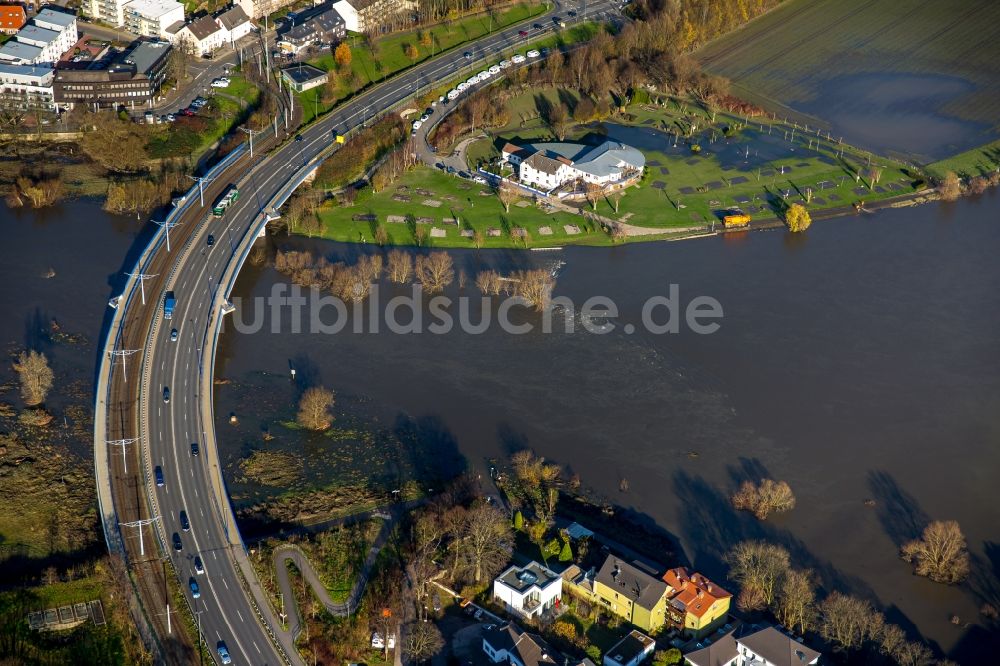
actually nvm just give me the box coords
[116,2,618,663]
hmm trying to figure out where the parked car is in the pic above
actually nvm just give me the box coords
[511,54,526,64]
[526,49,540,58]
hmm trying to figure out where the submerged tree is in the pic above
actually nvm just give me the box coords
[13,349,54,406]
[297,386,335,431]
[901,520,969,584]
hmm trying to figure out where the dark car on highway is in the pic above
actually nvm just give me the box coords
[172,533,182,551]
[191,442,200,456]
[155,466,164,486]
[463,51,472,59]
[180,510,190,531]
[163,386,170,403]
[207,234,214,246]
[518,29,528,37]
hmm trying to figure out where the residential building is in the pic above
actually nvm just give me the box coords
[215,5,253,46]
[0,4,26,35]
[276,4,344,53]
[331,0,415,34]
[175,14,224,56]
[236,0,295,20]
[684,625,821,666]
[592,556,669,633]
[501,140,645,194]
[603,630,656,666]
[279,63,327,92]
[0,63,55,110]
[492,561,562,621]
[662,567,732,639]
[81,0,130,28]
[483,623,594,666]
[561,564,597,600]
[0,8,78,65]
[53,39,171,108]
[123,0,185,40]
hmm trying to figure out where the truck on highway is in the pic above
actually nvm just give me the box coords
[212,185,239,217]
[163,291,176,319]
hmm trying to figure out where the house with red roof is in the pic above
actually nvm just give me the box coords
[662,567,732,639]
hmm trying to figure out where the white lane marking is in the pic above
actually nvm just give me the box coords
[237,610,244,623]
[253,641,261,654]
[222,578,229,590]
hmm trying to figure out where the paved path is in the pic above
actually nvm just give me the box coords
[271,510,400,639]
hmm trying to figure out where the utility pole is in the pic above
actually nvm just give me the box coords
[125,270,158,305]
[119,516,159,558]
[108,348,139,384]
[108,437,138,474]
[187,175,213,208]
[153,217,183,252]
[239,126,258,157]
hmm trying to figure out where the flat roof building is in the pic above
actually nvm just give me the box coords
[0,4,27,35]
[280,63,328,92]
[53,39,171,109]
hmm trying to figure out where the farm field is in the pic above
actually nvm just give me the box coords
[697,0,1000,163]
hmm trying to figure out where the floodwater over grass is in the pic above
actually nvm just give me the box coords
[697,0,1000,162]
[216,191,1000,661]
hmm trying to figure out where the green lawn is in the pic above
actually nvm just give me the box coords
[463,88,921,229]
[32,577,104,609]
[925,139,1000,180]
[315,166,615,248]
[294,3,548,123]
[221,74,260,107]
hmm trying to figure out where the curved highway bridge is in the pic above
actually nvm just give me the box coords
[93,3,616,663]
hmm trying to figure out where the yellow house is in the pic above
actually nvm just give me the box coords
[662,567,732,638]
[593,557,670,633]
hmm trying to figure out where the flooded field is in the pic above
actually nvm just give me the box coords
[698,0,1000,162]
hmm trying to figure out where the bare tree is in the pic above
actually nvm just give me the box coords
[726,540,790,607]
[609,190,624,212]
[585,181,602,210]
[296,386,335,430]
[387,249,413,283]
[818,592,882,652]
[13,349,54,406]
[403,621,444,661]
[511,269,555,312]
[356,254,384,283]
[938,172,962,201]
[497,181,518,213]
[476,270,503,296]
[731,479,796,520]
[458,503,512,584]
[878,623,907,659]
[776,569,816,634]
[893,640,934,666]
[901,520,969,584]
[415,252,454,293]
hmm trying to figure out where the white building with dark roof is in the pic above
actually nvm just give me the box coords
[175,14,225,56]
[483,623,595,666]
[685,625,821,666]
[603,630,655,666]
[501,140,645,194]
[215,5,254,45]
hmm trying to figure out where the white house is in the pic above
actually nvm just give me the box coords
[685,625,821,666]
[81,0,130,28]
[483,623,594,666]
[0,63,55,109]
[0,8,78,65]
[215,5,254,46]
[123,0,185,40]
[604,630,656,666]
[492,561,562,620]
[175,15,225,56]
[236,0,296,20]
[501,140,645,193]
